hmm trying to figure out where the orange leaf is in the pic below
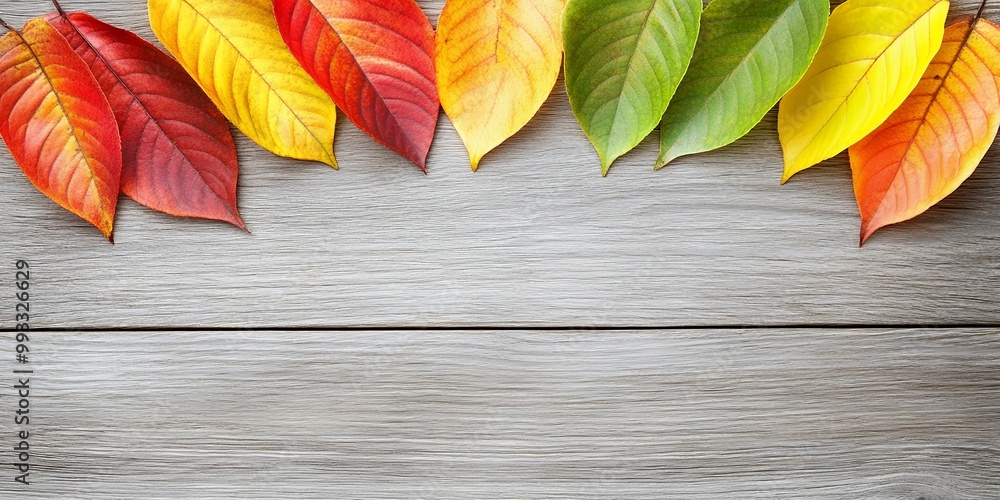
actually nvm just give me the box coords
[436,0,565,171]
[849,14,1000,245]
[0,18,121,240]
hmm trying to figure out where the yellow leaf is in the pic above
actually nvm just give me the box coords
[148,0,338,167]
[777,0,948,182]
[436,0,565,171]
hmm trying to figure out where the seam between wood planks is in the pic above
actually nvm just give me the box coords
[8,323,1000,333]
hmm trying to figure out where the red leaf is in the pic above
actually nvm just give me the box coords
[47,7,246,229]
[0,18,121,240]
[274,0,439,171]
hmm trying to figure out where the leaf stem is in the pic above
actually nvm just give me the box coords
[0,17,15,33]
[52,0,67,17]
[977,0,988,20]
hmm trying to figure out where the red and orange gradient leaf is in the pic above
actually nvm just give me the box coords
[273,0,439,171]
[0,18,121,240]
[850,15,1000,245]
[47,7,246,230]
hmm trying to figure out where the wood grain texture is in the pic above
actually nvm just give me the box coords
[0,328,996,498]
[0,1,998,330]
[2,5,996,496]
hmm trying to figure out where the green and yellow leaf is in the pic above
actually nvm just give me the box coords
[657,0,829,168]
[563,0,701,175]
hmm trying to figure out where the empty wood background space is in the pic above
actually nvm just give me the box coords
[1,0,998,498]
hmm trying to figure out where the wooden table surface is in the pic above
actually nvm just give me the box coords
[1,0,998,498]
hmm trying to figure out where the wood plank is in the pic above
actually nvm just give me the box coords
[1,328,997,498]
[1,1,999,329]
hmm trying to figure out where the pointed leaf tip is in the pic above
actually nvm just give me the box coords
[324,155,339,170]
[654,151,679,170]
[780,170,792,185]
[233,216,250,233]
[860,223,875,247]
[601,157,613,177]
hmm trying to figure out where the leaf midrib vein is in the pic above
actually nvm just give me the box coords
[796,2,942,153]
[306,0,433,159]
[605,1,667,157]
[12,26,111,220]
[875,19,985,212]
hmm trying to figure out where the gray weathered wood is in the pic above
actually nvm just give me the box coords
[0,328,997,498]
[3,4,996,498]
[1,1,998,329]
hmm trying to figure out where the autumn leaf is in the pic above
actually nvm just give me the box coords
[657,0,828,168]
[48,6,245,230]
[0,18,121,240]
[850,13,1000,245]
[148,0,338,168]
[778,0,949,182]
[274,0,439,171]
[436,0,565,171]
[563,0,701,175]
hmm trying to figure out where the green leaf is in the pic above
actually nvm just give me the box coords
[563,0,702,176]
[656,0,829,169]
